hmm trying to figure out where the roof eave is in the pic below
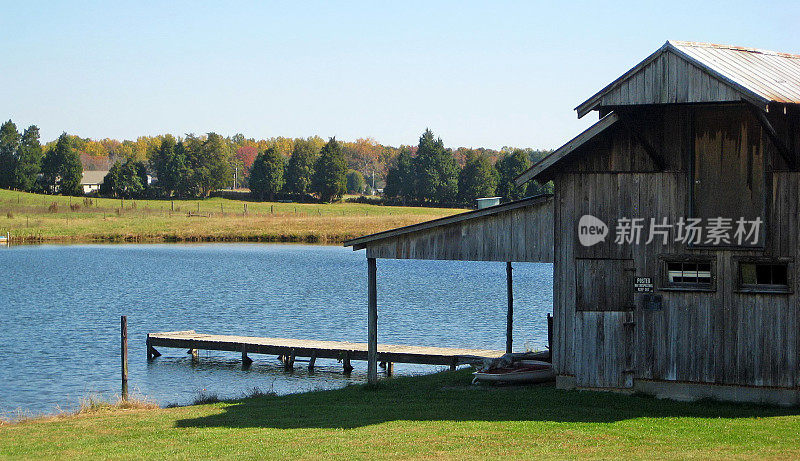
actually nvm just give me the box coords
[575,41,672,118]
[514,111,620,185]
[343,194,553,250]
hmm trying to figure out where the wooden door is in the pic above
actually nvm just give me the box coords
[574,258,635,388]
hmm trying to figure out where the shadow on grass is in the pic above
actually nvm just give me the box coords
[175,369,800,429]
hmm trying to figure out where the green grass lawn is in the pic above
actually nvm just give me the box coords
[2,369,799,460]
[0,189,464,243]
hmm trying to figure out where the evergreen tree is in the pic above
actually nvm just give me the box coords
[312,138,347,202]
[495,148,532,202]
[284,138,318,195]
[184,133,232,196]
[249,147,285,201]
[458,152,498,204]
[412,129,459,204]
[384,147,413,200]
[150,135,191,197]
[41,133,83,195]
[100,159,148,198]
[0,120,20,188]
[13,125,43,191]
[346,169,365,194]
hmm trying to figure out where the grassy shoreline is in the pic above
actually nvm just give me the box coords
[2,369,800,459]
[0,189,464,244]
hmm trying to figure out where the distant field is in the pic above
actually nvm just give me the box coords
[0,189,465,244]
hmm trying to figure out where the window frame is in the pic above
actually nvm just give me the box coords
[734,256,793,294]
[659,254,717,292]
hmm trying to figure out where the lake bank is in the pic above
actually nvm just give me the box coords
[3,369,799,459]
[0,189,464,244]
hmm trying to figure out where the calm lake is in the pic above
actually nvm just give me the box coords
[0,244,553,417]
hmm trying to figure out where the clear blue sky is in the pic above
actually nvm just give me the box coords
[1,1,799,150]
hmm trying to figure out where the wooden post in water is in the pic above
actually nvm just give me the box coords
[506,261,513,354]
[121,316,128,401]
[241,343,252,368]
[367,257,378,384]
[547,313,553,358]
[308,351,316,371]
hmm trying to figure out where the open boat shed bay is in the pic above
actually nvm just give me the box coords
[347,40,800,405]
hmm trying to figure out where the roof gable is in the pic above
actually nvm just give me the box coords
[576,41,800,118]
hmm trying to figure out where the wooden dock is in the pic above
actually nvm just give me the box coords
[147,330,505,373]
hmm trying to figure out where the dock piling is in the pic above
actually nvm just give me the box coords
[308,351,317,371]
[343,352,353,374]
[241,344,253,368]
[121,316,128,401]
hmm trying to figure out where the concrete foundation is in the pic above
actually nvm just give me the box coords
[556,374,800,406]
[634,379,800,407]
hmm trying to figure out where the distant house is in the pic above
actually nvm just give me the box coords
[81,170,108,195]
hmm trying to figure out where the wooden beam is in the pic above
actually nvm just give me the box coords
[367,257,378,384]
[619,115,666,170]
[506,262,513,354]
[748,103,797,170]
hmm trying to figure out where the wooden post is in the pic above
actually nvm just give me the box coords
[367,257,378,384]
[120,316,128,401]
[342,352,353,373]
[547,313,553,358]
[171,201,174,212]
[241,343,252,368]
[308,351,316,371]
[386,362,393,376]
[146,334,161,360]
[506,261,513,354]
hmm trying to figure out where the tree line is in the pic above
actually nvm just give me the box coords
[384,129,551,205]
[0,118,552,205]
[0,121,84,195]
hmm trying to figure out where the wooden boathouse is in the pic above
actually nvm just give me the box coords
[344,195,555,384]
[348,41,800,405]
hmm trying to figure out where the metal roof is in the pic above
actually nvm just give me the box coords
[576,40,800,117]
[670,41,800,104]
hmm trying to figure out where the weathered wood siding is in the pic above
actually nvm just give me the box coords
[592,50,744,111]
[364,198,553,262]
[553,103,800,390]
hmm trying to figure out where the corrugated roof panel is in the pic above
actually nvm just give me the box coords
[667,41,800,104]
[577,41,800,117]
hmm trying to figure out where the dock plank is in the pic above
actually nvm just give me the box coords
[147,331,505,367]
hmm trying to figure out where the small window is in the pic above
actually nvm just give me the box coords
[660,256,715,291]
[739,261,790,293]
